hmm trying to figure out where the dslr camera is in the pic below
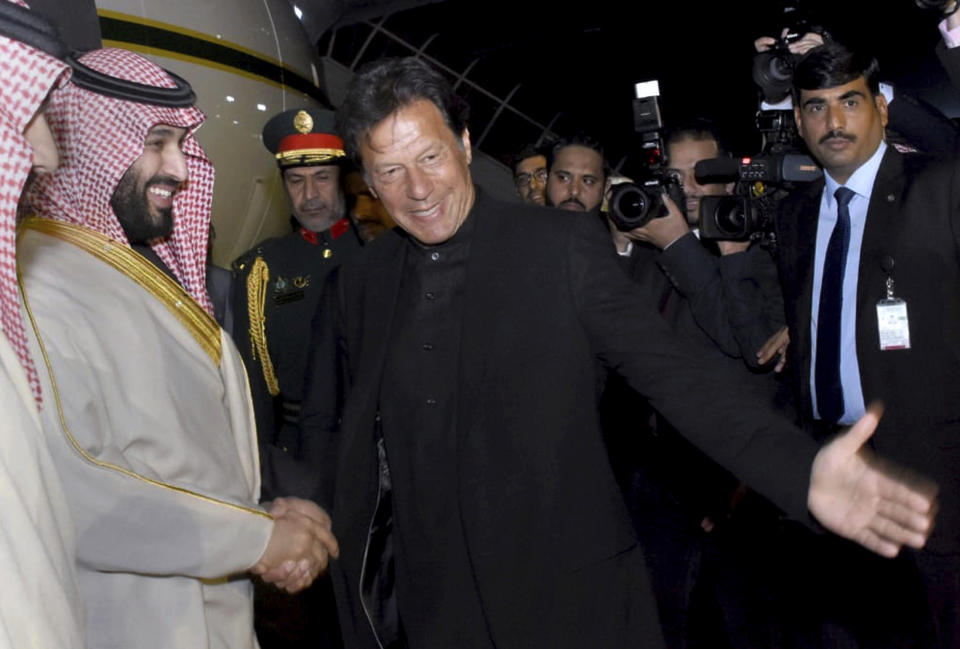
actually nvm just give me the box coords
[608,80,686,232]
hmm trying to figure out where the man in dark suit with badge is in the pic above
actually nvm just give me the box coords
[300,56,938,649]
[775,41,960,647]
[233,107,362,501]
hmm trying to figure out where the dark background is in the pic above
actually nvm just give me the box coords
[28,0,960,174]
[320,0,960,173]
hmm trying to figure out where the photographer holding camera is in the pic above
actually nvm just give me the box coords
[755,20,960,157]
[599,120,793,648]
[613,121,786,365]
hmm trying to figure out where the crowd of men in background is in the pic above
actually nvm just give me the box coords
[3,0,960,647]
[493,11,960,648]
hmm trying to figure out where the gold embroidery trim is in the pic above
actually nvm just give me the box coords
[20,218,221,366]
[276,148,345,162]
[247,256,280,396]
[17,235,271,521]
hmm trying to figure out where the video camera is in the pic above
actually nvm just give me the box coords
[756,109,801,154]
[608,80,686,232]
[694,1,829,244]
[752,2,817,104]
[695,153,822,240]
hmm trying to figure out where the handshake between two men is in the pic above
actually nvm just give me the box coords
[251,497,340,593]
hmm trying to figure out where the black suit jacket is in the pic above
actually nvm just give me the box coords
[303,191,818,649]
[776,147,960,554]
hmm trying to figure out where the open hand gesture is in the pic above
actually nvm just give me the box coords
[808,403,938,557]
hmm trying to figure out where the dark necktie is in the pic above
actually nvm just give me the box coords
[815,186,855,422]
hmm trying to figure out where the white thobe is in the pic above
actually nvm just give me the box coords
[18,219,273,649]
[0,333,83,649]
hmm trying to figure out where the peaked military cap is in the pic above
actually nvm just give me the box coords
[262,107,345,169]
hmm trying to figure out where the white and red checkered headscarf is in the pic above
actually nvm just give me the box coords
[27,47,215,314]
[0,0,68,403]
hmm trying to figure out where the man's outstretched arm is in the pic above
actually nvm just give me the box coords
[568,213,938,559]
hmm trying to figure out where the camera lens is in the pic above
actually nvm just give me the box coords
[701,196,755,240]
[716,201,748,236]
[610,183,654,231]
[613,186,648,219]
[769,54,793,82]
[752,49,795,104]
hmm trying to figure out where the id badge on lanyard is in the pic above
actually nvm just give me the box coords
[877,275,910,350]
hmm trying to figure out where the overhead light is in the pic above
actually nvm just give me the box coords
[293,5,303,19]
[225,95,235,103]
[256,103,267,112]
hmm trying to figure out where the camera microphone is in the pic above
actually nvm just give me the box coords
[695,154,822,185]
[694,157,740,184]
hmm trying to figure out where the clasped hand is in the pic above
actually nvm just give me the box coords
[251,497,340,593]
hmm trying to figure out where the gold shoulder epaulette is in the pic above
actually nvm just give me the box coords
[232,246,262,276]
[247,256,280,396]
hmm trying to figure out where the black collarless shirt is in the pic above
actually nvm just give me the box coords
[379,211,493,648]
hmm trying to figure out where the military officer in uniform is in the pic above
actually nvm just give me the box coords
[232,108,360,649]
[233,107,362,502]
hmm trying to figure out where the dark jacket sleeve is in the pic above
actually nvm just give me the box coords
[656,233,741,357]
[718,243,785,368]
[568,216,818,522]
[656,233,784,365]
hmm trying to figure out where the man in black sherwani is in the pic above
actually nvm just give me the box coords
[300,56,937,649]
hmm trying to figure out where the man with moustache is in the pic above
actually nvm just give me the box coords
[233,107,360,649]
[545,133,609,212]
[305,56,937,649]
[511,143,548,205]
[18,47,337,649]
[775,41,960,647]
[233,107,363,502]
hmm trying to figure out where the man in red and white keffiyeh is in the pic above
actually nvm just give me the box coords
[25,47,215,312]
[0,0,66,402]
[0,1,84,646]
[17,45,338,649]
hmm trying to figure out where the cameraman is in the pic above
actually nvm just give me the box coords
[755,29,960,156]
[601,121,790,648]
[613,121,785,365]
